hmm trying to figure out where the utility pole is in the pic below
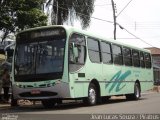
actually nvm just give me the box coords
[111,0,116,40]
[56,0,58,25]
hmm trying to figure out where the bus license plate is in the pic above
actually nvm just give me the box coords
[31,90,41,94]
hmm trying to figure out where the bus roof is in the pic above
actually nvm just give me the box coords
[17,25,150,53]
[64,26,150,53]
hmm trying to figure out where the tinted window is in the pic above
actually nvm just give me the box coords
[69,34,86,72]
[112,44,123,65]
[101,42,112,64]
[88,38,101,63]
[140,52,145,68]
[123,47,132,66]
[132,50,140,67]
[145,53,152,68]
[101,42,111,53]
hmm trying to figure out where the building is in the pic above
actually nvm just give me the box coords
[145,47,160,85]
[0,39,15,61]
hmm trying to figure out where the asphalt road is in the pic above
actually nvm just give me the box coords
[0,92,160,120]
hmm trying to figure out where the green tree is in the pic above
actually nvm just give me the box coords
[46,0,95,28]
[0,0,47,41]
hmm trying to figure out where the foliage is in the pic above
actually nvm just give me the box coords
[46,0,95,29]
[0,0,47,41]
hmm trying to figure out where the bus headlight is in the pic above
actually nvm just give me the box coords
[55,80,61,84]
[15,83,23,88]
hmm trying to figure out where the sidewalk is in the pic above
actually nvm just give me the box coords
[0,101,10,109]
[0,99,38,109]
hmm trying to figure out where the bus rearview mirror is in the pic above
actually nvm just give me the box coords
[69,43,79,63]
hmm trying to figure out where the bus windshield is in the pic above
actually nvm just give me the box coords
[14,28,66,82]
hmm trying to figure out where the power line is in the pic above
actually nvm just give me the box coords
[117,23,155,47]
[121,22,160,29]
[51,4,158,48]
[116,38,140,39]
[117,0,133,17]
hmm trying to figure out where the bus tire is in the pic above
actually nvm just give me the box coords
[126,82,141,100]
[11,94,18,107]
[42,99,55,108]
[134,82,141,100]
[87,83,97,106]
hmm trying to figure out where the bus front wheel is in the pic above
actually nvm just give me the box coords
[87,83,97,106]
[10,94,18,107]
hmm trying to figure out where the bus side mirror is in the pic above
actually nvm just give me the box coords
[72,43,78,58]
[69,43,79,63]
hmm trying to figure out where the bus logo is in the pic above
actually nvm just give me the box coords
[105,70,131,93]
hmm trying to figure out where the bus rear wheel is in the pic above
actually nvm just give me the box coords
[42,99,55,108]
[126,82,141,100]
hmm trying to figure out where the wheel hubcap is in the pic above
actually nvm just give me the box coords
[135,85,140,98]
[89,88,96,104]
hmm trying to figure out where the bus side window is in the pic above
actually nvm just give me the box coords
[69,33,86,72]
[145,53,152,68]
[132,50,140,67]
[112,44,123,65]
[87,38,101,63]
[140,52,145,68]
[101,41,113,64]
[123,47,132,66]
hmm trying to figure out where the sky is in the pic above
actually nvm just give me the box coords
[2,0,160,49]
[75,0,160,49]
